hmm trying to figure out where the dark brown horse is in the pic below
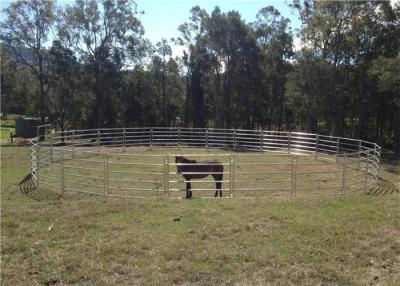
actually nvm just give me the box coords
[175,156,224,199]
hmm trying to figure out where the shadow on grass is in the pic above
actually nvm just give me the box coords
[367,176,399,195]
[1,141,32,147]
[25,187,62,201]
[19,173,62,201]
[380,152,400,175]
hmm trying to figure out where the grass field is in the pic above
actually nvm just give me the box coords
[1,146,399,285]
[0,119,15,141]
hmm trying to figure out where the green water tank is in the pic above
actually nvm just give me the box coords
[15,116,40,138]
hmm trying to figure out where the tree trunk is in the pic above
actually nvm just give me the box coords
[38,53,46,124]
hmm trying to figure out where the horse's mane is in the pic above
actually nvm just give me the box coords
[181,157,197,163]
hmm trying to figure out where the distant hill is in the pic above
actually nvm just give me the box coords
[2,44,43,64]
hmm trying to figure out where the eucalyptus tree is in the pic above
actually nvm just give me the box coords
[0,47,17,118]
[48,40,81,133]
[178,6,264,129]
[369,54,400,158]
[253,6,293,130]
[221,11,262,129]
[0,0,56,123]
[57,0,144,127]
[156,39,172,125]
[288,0,400,151]
[177,6,210,128]
[164,58,185,126]
[0,46,34,117]
[285,50,333,132]
[351,1,400,147]
[290,1,356,135]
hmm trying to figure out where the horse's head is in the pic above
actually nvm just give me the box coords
[175,156,184,173]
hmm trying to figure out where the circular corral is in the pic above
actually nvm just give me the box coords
[31,127,381,198]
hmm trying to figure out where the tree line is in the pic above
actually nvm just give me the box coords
[1,0,399,156]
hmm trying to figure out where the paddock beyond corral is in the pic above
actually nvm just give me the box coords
[31,126,381,198]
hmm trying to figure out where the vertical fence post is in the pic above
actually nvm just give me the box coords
[31,141,36,176]
[206,128,209,147]
[72,130,76,157]
[288,132,291,154]
[166,155,170,197]
[376,144,381,176]
[342,152,347,195]
[49,130,54,162]
[60,147,65,196]
[364,150,370,193]
[37,144,40,191]
[260,129,264,153]
[150,127,153,147]
[123,128,126,152]
[357,141,361,169]
[315,134,319,160]
[178,127,181,146]
[229,154,235,198]
[336,137,340,162]
[291,156,297,195]
[233,129,237,149]
[164,155,169,196]
[373,144,377,177]
[97,129,101,151]
[37,126,40,142]
[103,151,108,196]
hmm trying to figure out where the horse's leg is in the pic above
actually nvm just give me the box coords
[216,180,222,197]
[213,174,222,197]
[217,166,223,197]
[186,179,192,199]
[185,177,190,199]
[188,180,192,199]
[218,177,222,197]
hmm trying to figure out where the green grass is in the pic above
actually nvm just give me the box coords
[1,146,399,285]
[0,119,15,141]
